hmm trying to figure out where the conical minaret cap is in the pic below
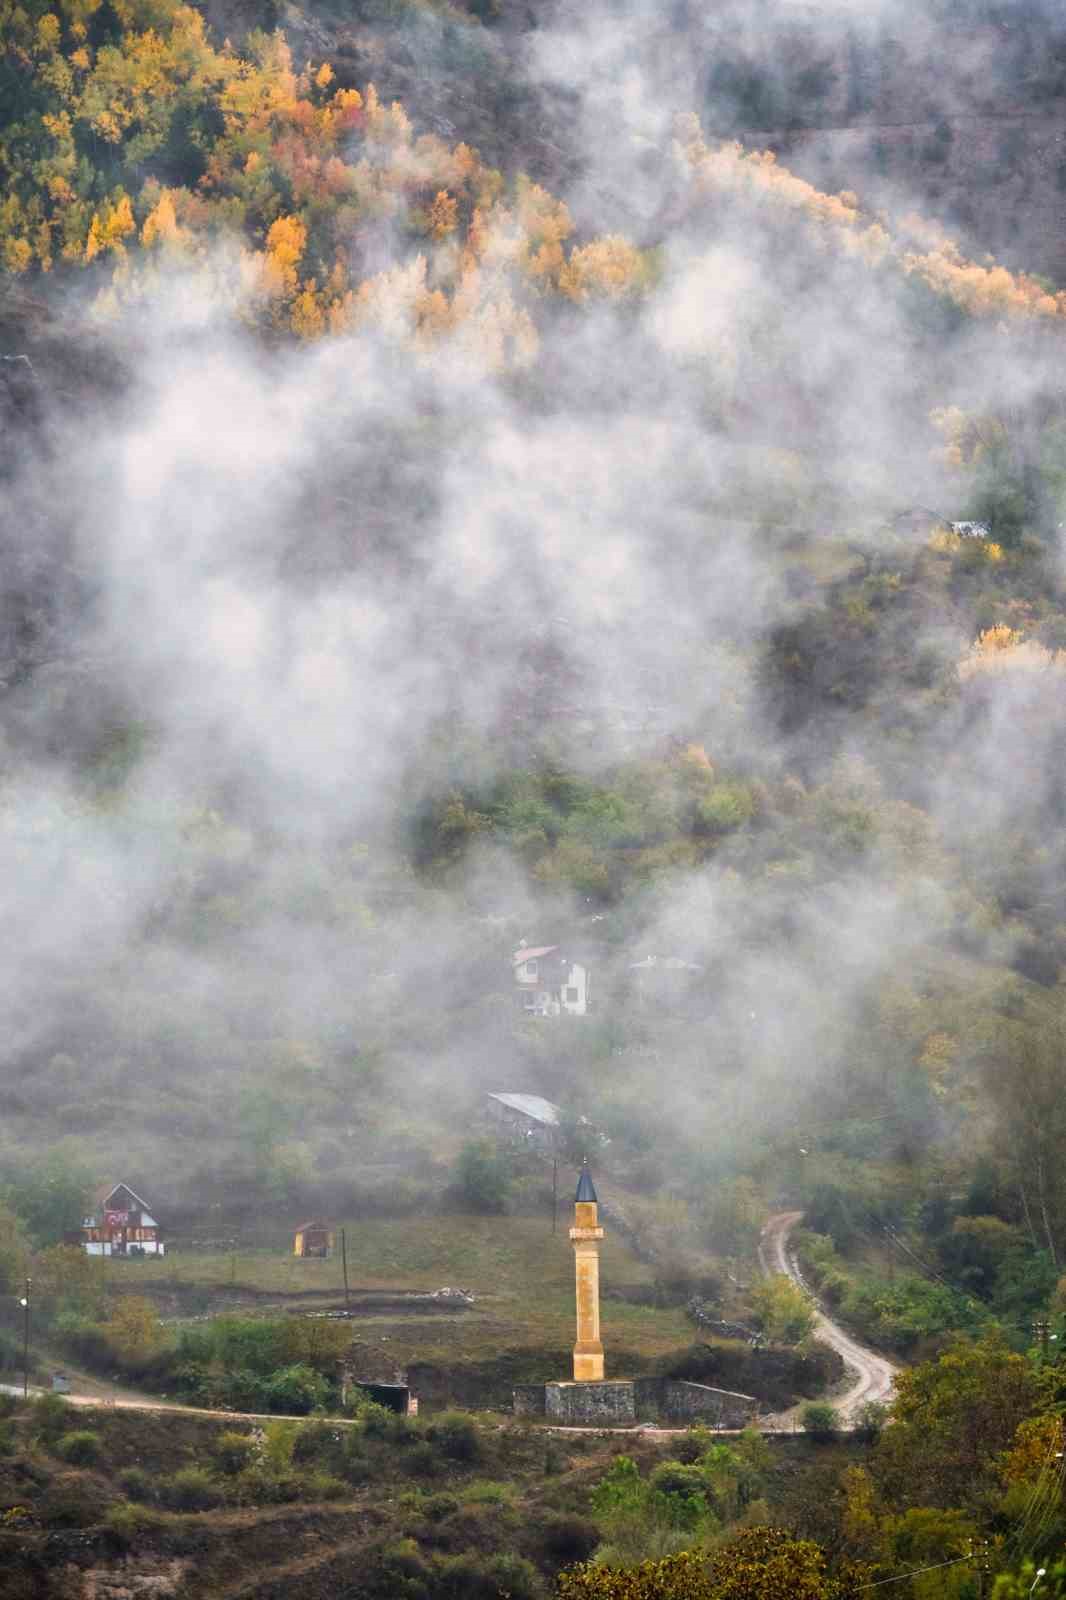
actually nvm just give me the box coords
[575,1165,598,1203]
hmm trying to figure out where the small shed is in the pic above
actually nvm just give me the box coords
[293,1220,334,1259]
[486,1092,562,1150]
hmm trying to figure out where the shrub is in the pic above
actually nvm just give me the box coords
[292,1421,345,1470]
[0,1420,16,1456]
[431,1411,482,1463]
[853,1400,888,1444]
[402,1441,440,1478]
[32,1393,70,1445]
[233,1465,302,1505]
[460,1479,513,1505]
[801,1402,839,1442]
[117,1466,154,1502]
[455,1141,511,1214]
[673,1426,712,1465]
[266,1364,329,1415]
[300,1470,347,1501]
[0,1392,19,1419]
[106,1501,165,1546]
[419,1491,460,1522]
[215,1430,257,1475]
[341,1434,371,1484]
[434,1551,542,1599]
[363,1539,432,1599]
[161,1466,224,1511]
[38,1479,109,1527]
[530,1512,600,1570]
[56,1430,102,1466]
[359,1400,396,1439]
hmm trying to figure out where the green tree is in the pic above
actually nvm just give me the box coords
[9,1155,94,1246]
[877,1330,1044,1510]
[455,1141,511,1214]
[750,1274,816,1343]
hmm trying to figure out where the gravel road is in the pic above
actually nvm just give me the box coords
[759,1210,898,1425]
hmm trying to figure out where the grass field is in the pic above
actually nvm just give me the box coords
[102,1212,696,1367]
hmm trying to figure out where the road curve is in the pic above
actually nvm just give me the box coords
[759,1210,898,1424]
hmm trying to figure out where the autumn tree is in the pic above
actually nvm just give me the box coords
[104,1295,166,1369]
[876,1330,1045,1512]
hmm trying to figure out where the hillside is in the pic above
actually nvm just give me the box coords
[8,2,1066,1596]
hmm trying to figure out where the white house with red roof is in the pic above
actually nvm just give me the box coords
[512,942,589,1016]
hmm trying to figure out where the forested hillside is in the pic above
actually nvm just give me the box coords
[3,0,1066,1275]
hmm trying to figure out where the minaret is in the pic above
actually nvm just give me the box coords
[569,1164,605,1381]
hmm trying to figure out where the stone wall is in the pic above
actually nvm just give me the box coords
[515,1377,758,1427]
[512,1384,547,1417]
[635,1377,758,1428]
[544,1380,637,1425]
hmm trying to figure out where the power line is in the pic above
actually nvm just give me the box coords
[851,1553,973,1591]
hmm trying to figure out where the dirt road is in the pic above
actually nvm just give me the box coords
[759,1210,898,1424]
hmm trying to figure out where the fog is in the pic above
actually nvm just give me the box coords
[1,0,1064,1214]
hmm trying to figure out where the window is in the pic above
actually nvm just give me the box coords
[565,986,579,1003]
[525,960,538,978]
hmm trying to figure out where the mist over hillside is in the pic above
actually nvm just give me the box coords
[2,0,1066,1326]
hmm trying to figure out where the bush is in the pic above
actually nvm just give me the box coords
[673,1426,712,1465]
[300,1470,348,1501]
[0,1392,19,1419]
[419,1491,460,1522]
[455,1142,512,1214]
[853,1401,888,1444]
[117,1466,154,1502]
[39,1479,109,1528]
[341,1433,371,1484]
[32,1393,70,1445]
[359,1400,397,1438]
[56,1430,102,1466]
[215,1430,258,1475]
[431,1411,482,1464]
[106,1501,165,1547]
[460,1480,513,1505]
[292,1421,345,1470]
[161,1466,224,1511]
[266,1364,330,1415]
[402,1441,440,1478]
[801,1402,839,1442]
[433,1551,542,1599]
[232,1465,302,1505]
[531,1512,600,1570]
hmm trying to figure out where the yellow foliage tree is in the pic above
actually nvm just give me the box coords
[958,626,1066,681]
[84,193,135,263]
[426,189,458,242]
[104,1294,165,1366]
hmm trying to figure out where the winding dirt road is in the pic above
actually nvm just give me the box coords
[759,1210,898,1424]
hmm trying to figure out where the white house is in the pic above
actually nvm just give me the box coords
[513,943,589,1016]
[81,1183,165,1257]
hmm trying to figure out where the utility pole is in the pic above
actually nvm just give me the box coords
[971,1537,992,1598]
[341,1227,350,1312]
[20,1277,30,1399]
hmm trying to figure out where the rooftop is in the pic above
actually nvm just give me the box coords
[512,946,559,967]
[487,1092,562,1126]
